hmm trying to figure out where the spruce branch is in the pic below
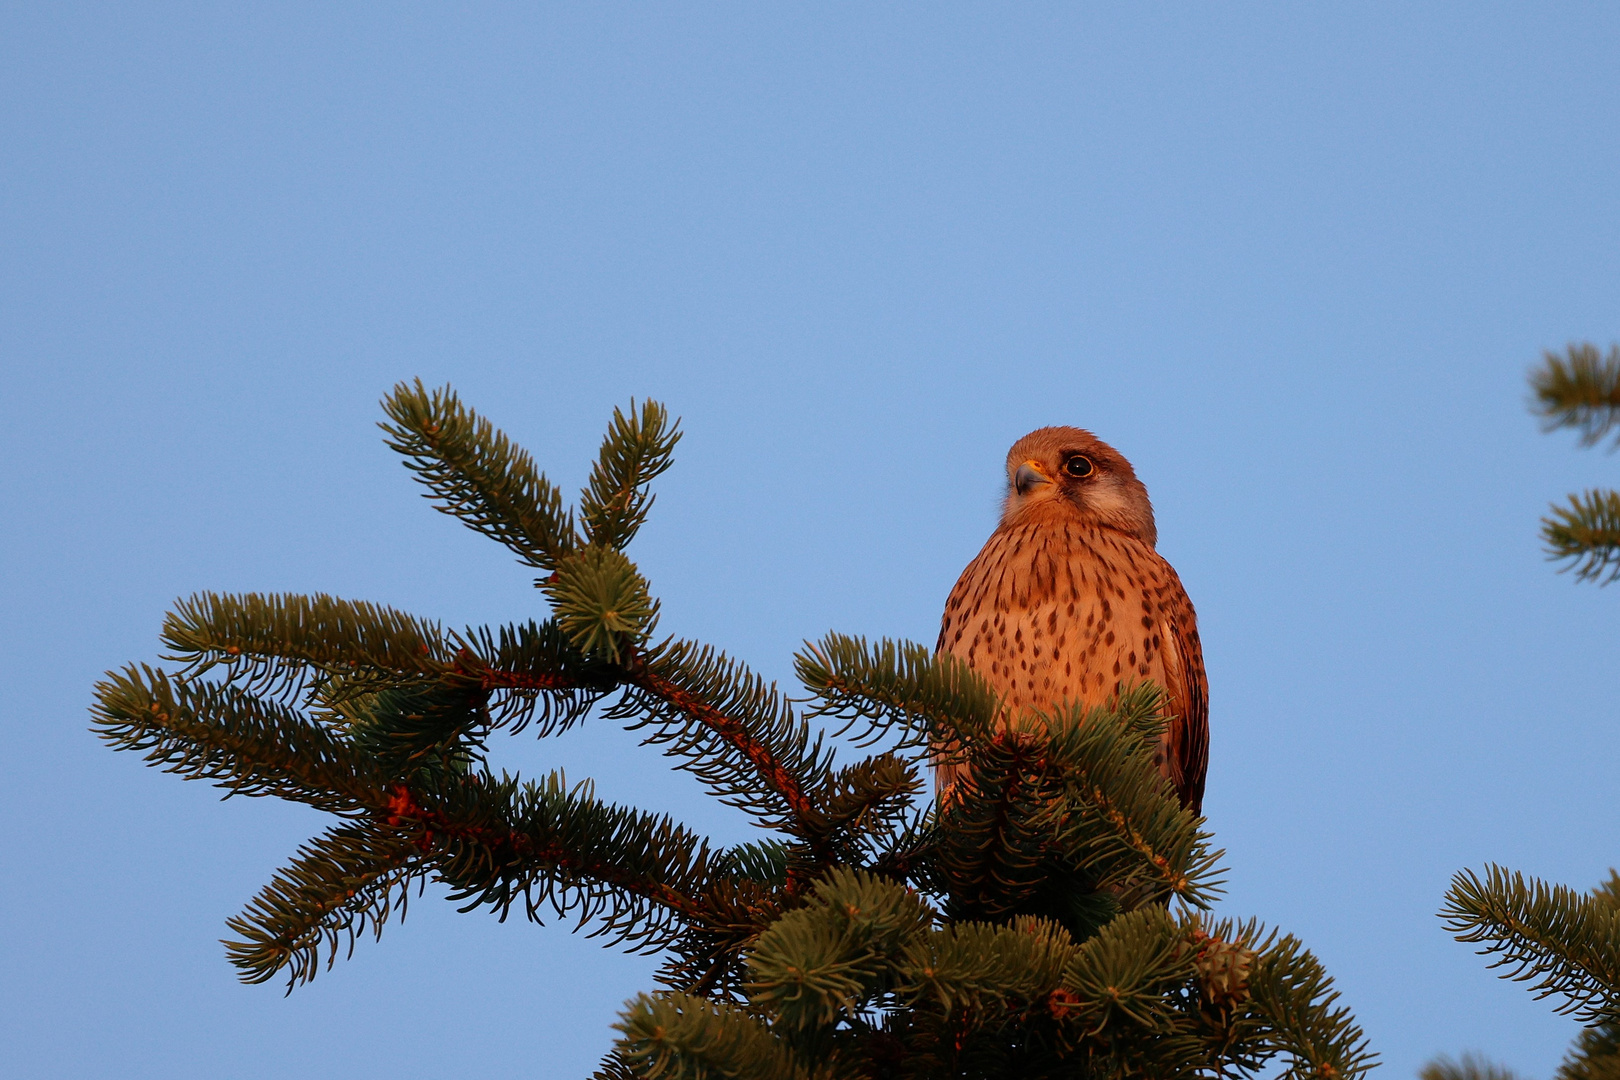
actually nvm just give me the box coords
[747,868,936,1029]
[933,694,1221,924]
[1041,698,1224,908]
[1557,1020,1620,1080]
[91,665,383,813]
[1441,865,1620,1023]
[1242,923,1378,1080]
[1542,490,1620,584]
[1057,905,1195,1034]
[793,633,1000,751]
[653,874,787,1001]
[1108,682,1187,756]
[163,597,609,740]
[898,914,1075,1017]
[1532,343,1620,448]
[379,378,578,569]
[804,754,923,859]
[717,840,791,888]
[613,639,833,842]
[615,993,824,1080]
[590,1051,644,1080]
[224,823,425,988]
[389,771,714,948]
[458,618,616,733]
[238,769,739,987]
[340,678,490,772]
[580,400,682,551]
[935,729,1064,920]
[1422,1055,1528,1080]
[162,592,453,695]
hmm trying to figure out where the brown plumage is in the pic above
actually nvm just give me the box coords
[936,426,1209,813]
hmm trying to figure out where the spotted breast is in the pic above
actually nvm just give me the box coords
[935,426,1208,813]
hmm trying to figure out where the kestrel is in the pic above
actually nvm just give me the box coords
[936,427,1208,813]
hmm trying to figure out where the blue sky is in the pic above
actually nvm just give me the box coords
[4,5,1619,1077]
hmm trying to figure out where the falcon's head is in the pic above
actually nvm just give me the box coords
[1001,426,1158,547]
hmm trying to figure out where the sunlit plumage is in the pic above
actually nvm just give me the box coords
[936,426,1209,812]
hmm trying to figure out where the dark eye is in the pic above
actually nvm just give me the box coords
[1064,454,1094,478]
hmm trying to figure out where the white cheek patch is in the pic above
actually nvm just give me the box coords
[1083,476,1135,520]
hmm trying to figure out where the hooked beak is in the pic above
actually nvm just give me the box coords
[1013,461,1052,496]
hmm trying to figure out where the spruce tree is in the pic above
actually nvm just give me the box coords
[94,380,1375,1079]
[1428,344,1620,1080]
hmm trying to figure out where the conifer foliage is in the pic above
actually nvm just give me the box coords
[93,381,1374,1079]
[1423,350,1620,1080]
[1531,342,1620,583]
[1435,868,1620,1080]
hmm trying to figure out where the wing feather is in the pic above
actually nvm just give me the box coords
[1160,614,1208,814]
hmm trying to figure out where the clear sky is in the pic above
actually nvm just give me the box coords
[4,5,1618,1078]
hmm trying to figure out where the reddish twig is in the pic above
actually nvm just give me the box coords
[448,647,578,694]
[622,658,816,826]
[476,669,576,692]
[620,654,828,896]
[378,784,705,921]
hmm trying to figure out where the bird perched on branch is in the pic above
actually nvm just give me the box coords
[936,427,1208,812]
